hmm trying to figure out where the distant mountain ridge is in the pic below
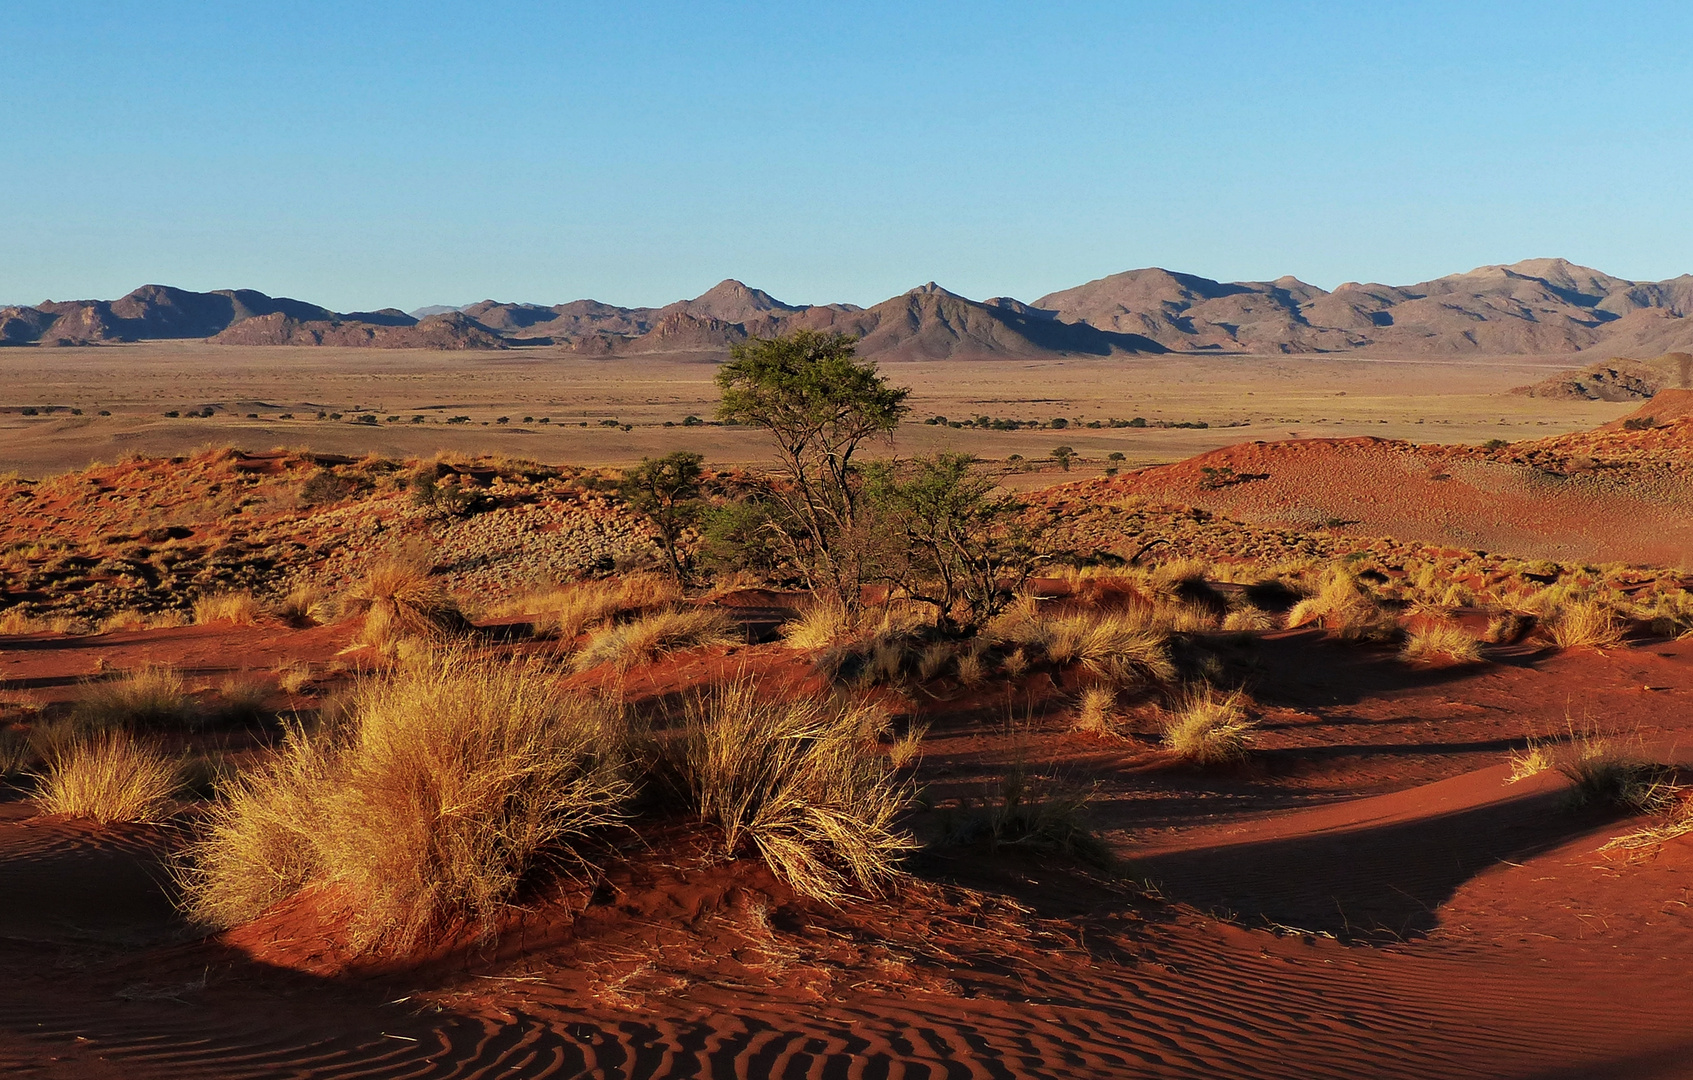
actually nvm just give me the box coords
[9,258,1693,361]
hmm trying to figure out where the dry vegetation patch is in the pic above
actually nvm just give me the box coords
[37,732,180,824]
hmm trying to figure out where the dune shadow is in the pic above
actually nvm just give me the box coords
[1129,786,1608,941]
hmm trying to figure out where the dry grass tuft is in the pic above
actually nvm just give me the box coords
[215,676,272,724]
[671,679,913,901]
[99,609,188,634]
[193,591,261,626]
[37,732,179,823]
[943,764,1110,864]
[274,659,314,695]
[571,607,736,673]
[500,575,681,640]
[1285,567,1397,641]
[1545,600,1626,651]
[1073,685,1121,737]
[274,585,333,627]
[887,721,928,769]
[1559,737,1677,813]
[347,557,470,649]
[71,666,198,732]
[0,609,85,636]
[1400,622,1482,664]
[183,651,632,951]
[1161,686,1254,764]
[781,601,854,651]
[1221,605,1276,632]
[1507,739,1554,782]
[1042,611,1175,685]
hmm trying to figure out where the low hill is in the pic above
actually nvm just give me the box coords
[210,311,506,349]
[1512,352,1693,400]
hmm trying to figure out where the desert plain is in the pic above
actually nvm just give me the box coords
[1,336,1691,1080]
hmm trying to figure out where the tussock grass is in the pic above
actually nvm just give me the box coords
[347,557,469,649]
[781,601,853,650]
[193,591,261,626]
[1559,737,1677,813]
[1507,739,1553,782]
[98,609,188,634]
[71,666,198,732]
[1545,600,1626,651]
[887,721,928,769]
[1285,567,1397,641]
[1222,605,1276,632]
[942,764,1109,864]
[1073,685,1121,737]
[1161,686,1254,764]
[670,679,913,901]
[1042,611,1175,685]
[499,575,681,640]
[37,732,179,823]
[274,585,332,627]
[215,676,272,724]
[183,651,633,951]
[571,607,735,673]
[1400,622,1482,664]
[274,659,314,695]
[0,609,85,636]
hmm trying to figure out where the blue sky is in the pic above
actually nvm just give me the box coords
[3,1,1690,311]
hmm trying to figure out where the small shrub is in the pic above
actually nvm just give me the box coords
[193,591,261,626]
[670,678,913,901]
[37,732,179,823]
[572,607,735,673]
[1040,611,1175,685]
[216,676,272,725]
[71,666,197,732]
[183,652,632,951]
[942,764,1109,864]
[1400,622,1482,664]
[1285,567,1397,641]
[1161,687,1254,764]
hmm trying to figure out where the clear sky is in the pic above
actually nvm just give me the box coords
[3,1,1691,312]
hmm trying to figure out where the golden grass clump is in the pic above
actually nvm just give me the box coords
[37,732,179,823]
[1558,736,1677,813]
[1161,687,1254,764]
[1041,610,1175,685]
[673,678,913,901]
[183,651,633,951]
[500,574,682,640]
[1285,566,1396,641]
[71,666,197,732]
[1400,621,1482,664]
[274,584,333,627]
[1073,685,1121,737]
[1544,600,1625,651]
[781,601,854,650]
[571,607,736,673]
[347,556,470,649]
[193,591,261,626]
[0,609,85,636]
[98,608,188,634]
[1222,605,1276,632]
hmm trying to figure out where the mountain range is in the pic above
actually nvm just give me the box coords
[7,258,1693,362]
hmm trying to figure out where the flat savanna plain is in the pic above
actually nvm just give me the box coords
[4,342,1692,1080]
[0,342,1628,478]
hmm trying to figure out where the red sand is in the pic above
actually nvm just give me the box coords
[1,620,1692,1078]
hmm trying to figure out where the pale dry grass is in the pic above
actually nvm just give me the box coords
[1222,605,1276,631]
[274,659,314,695]
[1285,566,1396,640]
[1558,736,1676,812]
[888,721,928,769]
[782,601,853,651]
[1073,685,1121,737]
[274,584,333,627]
[1400,622,1482,663]
[1545,600,1626,651]
[37,732,179,823]
[1161,687,1254,764]
[98,609,188,634]
[346,556,469,649]
[71,666,197,732]
[183,651,633,951]
[193,591,261,626]
[672,678,913,901]
[1039,610,1175,685]
[0,609,86,636]
[498,575,681,640]
[571,607,736,673]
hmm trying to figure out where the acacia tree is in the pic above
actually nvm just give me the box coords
[716,331,909,608]
[619,451,704,583]
[868,452,1036,634]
